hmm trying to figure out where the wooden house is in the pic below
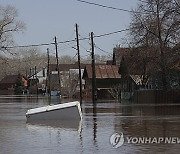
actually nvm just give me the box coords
[0,75,18,91]
[82,64,122,99]
[0,75,28,95]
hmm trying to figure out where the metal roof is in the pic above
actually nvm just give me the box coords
[83,65,121,79]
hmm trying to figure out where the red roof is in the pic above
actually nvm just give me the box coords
[83,65,121,79]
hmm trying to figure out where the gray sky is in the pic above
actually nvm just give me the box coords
[0,0,138,57]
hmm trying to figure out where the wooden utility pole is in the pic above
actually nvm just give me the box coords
[35,66,38,95]
[54,36,61,94]
[29,68,32,92]
[46,48,51,96]
[32,68,34,79]
[91,32,97,102]
[75,24,83,104]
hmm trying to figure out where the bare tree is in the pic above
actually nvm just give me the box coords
[61,70,79,98]
[0,47,47,79]
[0,5,25,55]
[129,0,180,90]
[59,55,76,64]
[81,54,111,64]
[126,46,158,88]
[174,0,180,14]
[16,47,46,74]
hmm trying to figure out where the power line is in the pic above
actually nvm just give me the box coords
[79,43,90,53]
[76,0,150,14]
[2,43,53,49]
[94,44,112,55]
[79,34,112,55]
[94,29,129,38]
[2,28,129,49]
[72,53,78,59]
[76,0,134,13]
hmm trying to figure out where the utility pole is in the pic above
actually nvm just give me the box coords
[46,48,51,96]
[54,36,61,95]
[91,32,97,102]
[29,68,32,94]
[32,68,34,79]
[76,24,83,104]
[35,66,38,95]
[29,68,32,84]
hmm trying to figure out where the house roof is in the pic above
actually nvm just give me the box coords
[83,65,121,79]
[0,75,18,84]
[113,47,152,75]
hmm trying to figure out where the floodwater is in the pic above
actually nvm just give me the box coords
[0,96,180,154]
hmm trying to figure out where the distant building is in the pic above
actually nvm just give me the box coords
[29,62,86,97]
[112,47,150,88]
[49,63,86,97]
[112,46,180,90]
[0,75,18,90]
[0,74,28,95]
[28,68,47,94]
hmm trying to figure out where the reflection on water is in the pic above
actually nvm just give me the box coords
[26,120,82,133]
[0,96,180,154]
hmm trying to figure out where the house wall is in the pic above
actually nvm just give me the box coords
[83,77,139,100]
[83,78,122,99]
[0,83,14,90]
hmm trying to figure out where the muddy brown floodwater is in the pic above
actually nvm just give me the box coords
[0,96,180,154]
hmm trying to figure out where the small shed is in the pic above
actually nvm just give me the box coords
[0,75,18,90]
[82,65,121,99]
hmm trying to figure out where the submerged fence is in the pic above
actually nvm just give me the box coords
[134,90,180,104]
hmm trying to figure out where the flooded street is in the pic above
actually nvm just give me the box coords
[0,96,180,154]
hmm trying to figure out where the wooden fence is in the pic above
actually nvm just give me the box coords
[134,90,180,104]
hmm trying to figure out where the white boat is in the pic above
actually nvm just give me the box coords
[26,101,82,122]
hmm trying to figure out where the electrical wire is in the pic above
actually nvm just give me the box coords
[94,29,129,38]
[2,28,129,49]
[94,44,112,55]
[1,43,52,49]
[76,0,151,14]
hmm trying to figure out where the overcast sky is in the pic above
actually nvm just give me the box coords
[0,0,138,57]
